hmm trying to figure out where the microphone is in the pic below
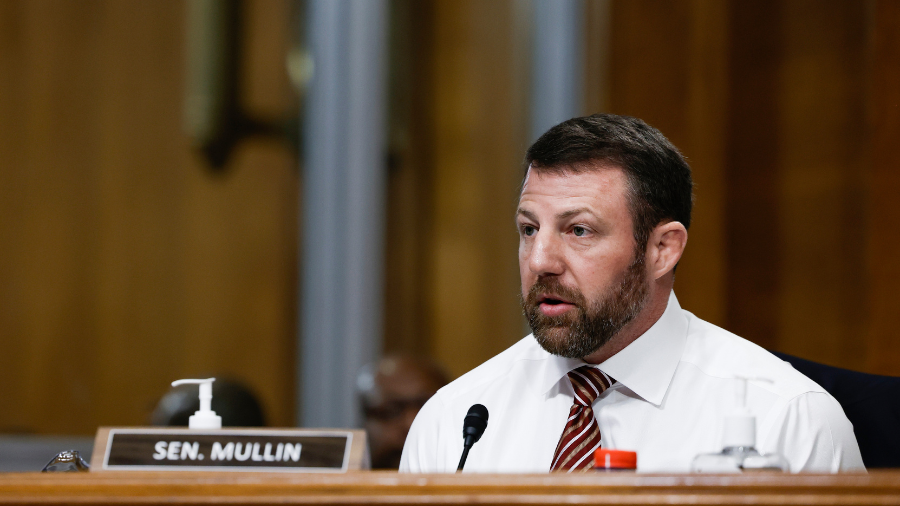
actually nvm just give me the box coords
[457,404,489,472]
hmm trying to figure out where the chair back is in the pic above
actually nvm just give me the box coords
[771,351,900,468]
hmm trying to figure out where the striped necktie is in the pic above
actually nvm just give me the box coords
[550,365,614,472]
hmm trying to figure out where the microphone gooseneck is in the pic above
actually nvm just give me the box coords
[457,404,489,472]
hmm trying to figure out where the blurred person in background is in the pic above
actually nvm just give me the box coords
[357,355,448,469]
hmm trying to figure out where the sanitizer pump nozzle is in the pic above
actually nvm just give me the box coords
[722,376,756,450]
[171,378,222,430]
[691,376,788,473]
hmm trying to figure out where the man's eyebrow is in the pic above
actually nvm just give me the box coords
[557,208,596,220]
[516,208,537,221]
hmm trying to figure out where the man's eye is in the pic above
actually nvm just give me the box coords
[573,226,587,237]
[522,225,536,236]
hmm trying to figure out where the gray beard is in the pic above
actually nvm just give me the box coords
[521,252,649,359]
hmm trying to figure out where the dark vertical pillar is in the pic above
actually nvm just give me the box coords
[724,0,784,349]
[867,0,900,374]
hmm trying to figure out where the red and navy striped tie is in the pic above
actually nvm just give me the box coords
[550,366,614,472]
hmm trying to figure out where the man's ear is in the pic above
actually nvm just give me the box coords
[646,221,688,280]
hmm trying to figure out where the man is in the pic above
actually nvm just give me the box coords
[400,114,864,473]
[357,355,448,469]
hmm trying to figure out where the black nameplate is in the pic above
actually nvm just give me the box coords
[101,429,353,472]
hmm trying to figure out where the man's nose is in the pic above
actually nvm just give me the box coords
[528,231,565,276]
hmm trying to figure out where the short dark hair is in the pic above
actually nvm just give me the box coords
[524,114,693,250]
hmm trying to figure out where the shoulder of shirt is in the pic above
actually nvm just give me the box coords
[678,310,828,400]
[430,335,544,405]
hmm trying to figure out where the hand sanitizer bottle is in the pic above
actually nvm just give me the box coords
[691,377,789,473]
[171,378,222,429]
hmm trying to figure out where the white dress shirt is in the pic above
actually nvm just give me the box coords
[400,292,864,473]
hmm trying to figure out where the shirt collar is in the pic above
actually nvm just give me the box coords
[530,291,688,406]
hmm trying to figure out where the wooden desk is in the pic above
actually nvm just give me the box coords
[0,471,898,506]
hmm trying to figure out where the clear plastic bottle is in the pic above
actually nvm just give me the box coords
[691,446,788,472]
[691,377,789,473]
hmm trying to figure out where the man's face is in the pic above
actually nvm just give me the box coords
[516,166,649,359]
[363,359,444,469]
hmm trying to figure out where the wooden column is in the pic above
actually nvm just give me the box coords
[603,0,881,372]
[427,0,530,377]
[721,0,785,351]
[867,0,900,375]
[382,0,437,358]
[385,0,530,378]
[604,0,730,326]
[774,0,869,369]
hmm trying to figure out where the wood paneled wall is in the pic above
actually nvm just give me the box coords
[595,0,900,373]
[387,0,900,378]
[0,0,297,434]
[598,0,886,373]
[384,0,530,378]
[4,0,900,436]
[868,0,900,375]
[604,0,731,326]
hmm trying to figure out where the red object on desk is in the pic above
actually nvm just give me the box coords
[594,449,637,470]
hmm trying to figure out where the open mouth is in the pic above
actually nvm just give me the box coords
[536,295,577,316]
[539,295,572,306]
